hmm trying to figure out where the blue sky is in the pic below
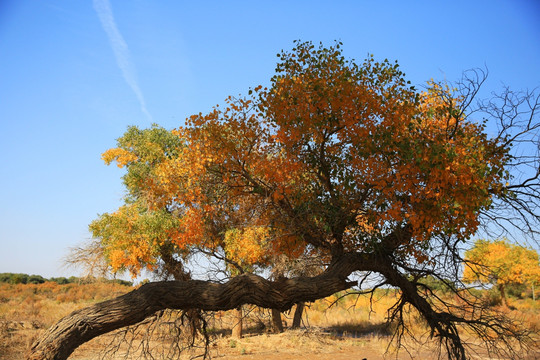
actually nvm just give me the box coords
[0,1,539,278]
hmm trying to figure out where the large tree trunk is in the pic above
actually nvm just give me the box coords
[28,234,490,360]
[28,253,366,360]
[291,302,305,329]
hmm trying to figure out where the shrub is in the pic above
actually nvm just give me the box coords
[483,289,502,307]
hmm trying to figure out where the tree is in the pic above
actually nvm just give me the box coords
[463,238,540,307]
[29,41,540,360]
[27,275,46,284]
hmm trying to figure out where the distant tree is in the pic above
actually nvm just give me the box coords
[30,41,540,360]
[0,273,9,283]
[463,239,540,307]
[11,273,28,284]
[107,279,133,287]
[27,275,46,284]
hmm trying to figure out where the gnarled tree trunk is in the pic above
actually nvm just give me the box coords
[28,253,365,360]
[27,246,520,360]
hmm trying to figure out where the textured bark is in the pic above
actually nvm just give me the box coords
[291,302,305,329]
[28,253,369,360]
[271,308,284,333]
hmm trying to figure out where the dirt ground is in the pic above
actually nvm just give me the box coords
[211,336,428,360]
[64,330,540,360]
[206,333,442,360]
[206,331,540,360]
[68,332,437,360]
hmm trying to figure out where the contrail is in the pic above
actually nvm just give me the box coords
[93,0,153,122]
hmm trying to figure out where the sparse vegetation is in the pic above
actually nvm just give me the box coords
[0,280,132,359]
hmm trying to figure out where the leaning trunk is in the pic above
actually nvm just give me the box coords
[28,254,364,360]
[27,246,498,360]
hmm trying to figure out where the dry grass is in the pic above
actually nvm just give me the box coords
[303,290,396,330]
[210,329,394,359]
[0,281,132,359]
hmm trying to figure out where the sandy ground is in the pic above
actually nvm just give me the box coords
[207,333,439,360]
[65,331,440,360]
[209,332,540,360]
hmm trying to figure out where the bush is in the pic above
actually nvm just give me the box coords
[418,275,457,293]
[108,279,133,286]
[506,283,527,299]
[483,289,502,307]
[11,274,28,284]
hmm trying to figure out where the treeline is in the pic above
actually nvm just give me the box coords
[0,273,132,286]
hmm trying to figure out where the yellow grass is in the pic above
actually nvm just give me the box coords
[0,281,132,359]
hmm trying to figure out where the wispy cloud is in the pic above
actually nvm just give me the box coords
[93,0,153,121]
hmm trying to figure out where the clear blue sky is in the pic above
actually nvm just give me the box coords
[1,1,539,278]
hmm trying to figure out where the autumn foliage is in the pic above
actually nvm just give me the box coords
[93,41,509,277]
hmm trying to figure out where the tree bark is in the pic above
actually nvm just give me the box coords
[28,253,367,360]
[291,302,305,329]
[231,307,243,338]
[271,308,284,333]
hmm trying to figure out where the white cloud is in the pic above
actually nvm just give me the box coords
[93,0,153,121]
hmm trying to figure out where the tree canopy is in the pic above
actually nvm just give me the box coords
[92,42,510,277]
[29,41,540,360]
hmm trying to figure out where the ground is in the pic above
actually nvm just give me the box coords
[66,329,540,360]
